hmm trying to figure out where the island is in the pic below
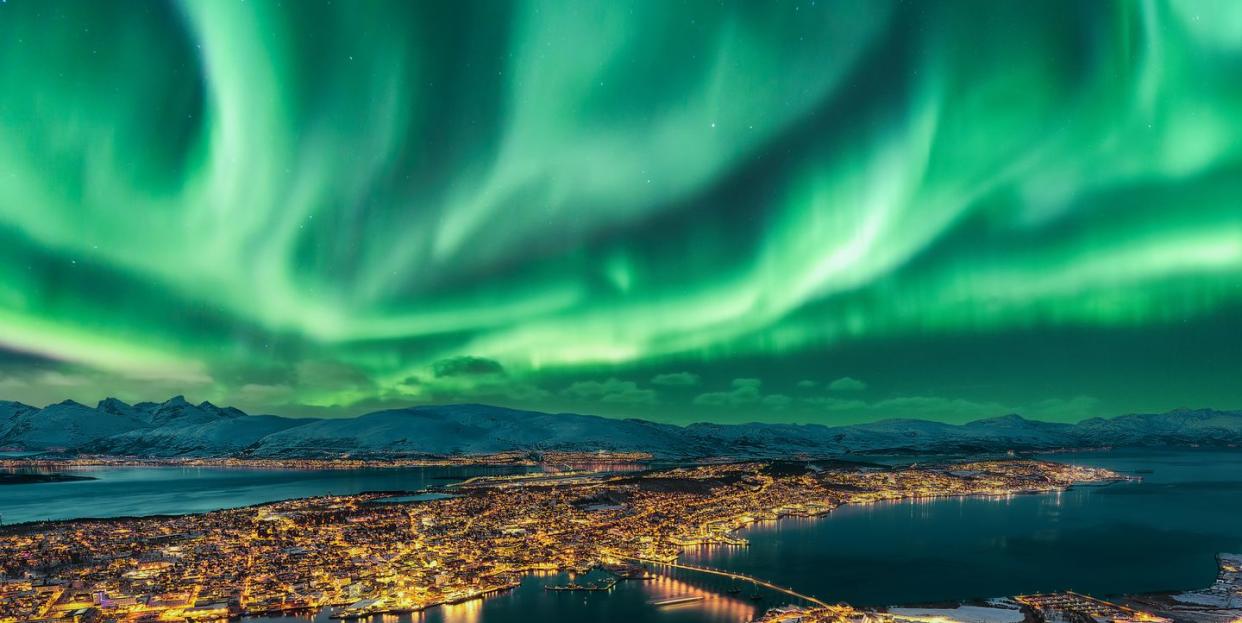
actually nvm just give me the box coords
[0,472,95,485]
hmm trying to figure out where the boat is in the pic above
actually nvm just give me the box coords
[648,595,705,606]
[544,578,617,592]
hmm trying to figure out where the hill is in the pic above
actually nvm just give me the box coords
[1,398,1239,458]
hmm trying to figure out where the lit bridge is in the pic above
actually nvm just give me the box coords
[617,556,831,608]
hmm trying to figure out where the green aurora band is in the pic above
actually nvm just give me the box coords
[0,0,1240,422]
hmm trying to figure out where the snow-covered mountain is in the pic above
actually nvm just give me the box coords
[1072,408,1242,447]
[0,396,302,455]
[0,400,38,441]
[0,399,148,450]
[249,404,705,458]
[83,413,304,457]
[78,397,309,454]
[1,398,1239,458]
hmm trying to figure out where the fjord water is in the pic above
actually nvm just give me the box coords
[0,465,537,524]
[684,449,1242,606]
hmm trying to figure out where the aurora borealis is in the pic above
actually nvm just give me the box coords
[1,0,1240,423]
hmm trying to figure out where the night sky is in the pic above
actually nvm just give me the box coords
[1,0,1240,423]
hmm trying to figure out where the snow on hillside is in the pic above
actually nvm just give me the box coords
[249,404,702,458]
[0,399,147,450]
[84,414,305,457]
[0,400,37,442]
[0,397,1239,458]
[1073,408,1242,446]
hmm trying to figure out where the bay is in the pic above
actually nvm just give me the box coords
[0,465,537,524]
[683,449,1242,606]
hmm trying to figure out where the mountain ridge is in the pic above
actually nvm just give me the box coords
[1,397,1239,458]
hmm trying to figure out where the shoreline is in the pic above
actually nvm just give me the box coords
[654,472,1137,559]
[3,479,1150,621]
[2,458,1204,623]
[0,464,651,528]
[0,451,654,471]
[1,456,1128,528]
[236,466,1134,620]
[238,547,1238,623]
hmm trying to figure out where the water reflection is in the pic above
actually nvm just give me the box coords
[435,598,482,623]
[642,573,756,621]
[244,569,757,623]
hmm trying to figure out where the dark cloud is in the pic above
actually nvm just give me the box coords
[761,394,792,409]
[432,356,506,378]
[651,371,700,386]
[563,379,623,399]
[828,376,867,392]
[296,360,374,390]
[693,378,764,406]
[799,394,1101,424]
[601,388,658,404]
[562,378,658,405]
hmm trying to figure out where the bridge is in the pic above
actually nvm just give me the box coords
[617,556,830,608]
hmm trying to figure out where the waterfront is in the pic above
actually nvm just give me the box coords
[248,450,1241,622]
[3,460,1105,622]
[244,571,763,623]
[4,450,1240,623]
[0,465,537,524]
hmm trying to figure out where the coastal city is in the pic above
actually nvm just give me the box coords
[0,459,1156,623]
